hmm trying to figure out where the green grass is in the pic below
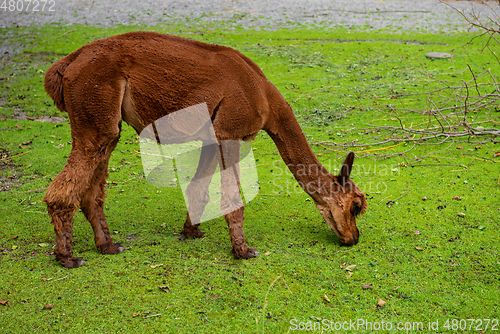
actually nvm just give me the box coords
[0,20,499,333]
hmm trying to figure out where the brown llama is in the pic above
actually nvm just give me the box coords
[43,31,367,268]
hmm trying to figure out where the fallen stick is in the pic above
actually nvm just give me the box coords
[0,150,32,162]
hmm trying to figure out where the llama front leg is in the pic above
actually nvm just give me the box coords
[181,143,220,238]
[181,214,205,239]
[220,141,258,259]
[224,206,258,259]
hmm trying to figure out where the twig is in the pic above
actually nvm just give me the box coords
[123,152,140,158]
[462,153,498,162]
[0,150,32,162]
[389,303,399,318]
[439,0,500,34]
[280,276,293,295]
[47,274,69,282]
[262,276,281,334]
[379,195,391,204]
[392,182,410,203]
[408,163,467,168]
[43,29,77,42]
[2,187,45,201]
[143,313,162,319]
[332,249,354,254]
[10,187,45,195]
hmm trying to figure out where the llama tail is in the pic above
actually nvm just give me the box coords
[44,48,84,112]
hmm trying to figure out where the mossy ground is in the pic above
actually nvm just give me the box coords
[0,19,499,333]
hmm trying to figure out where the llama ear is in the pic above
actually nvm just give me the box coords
[338,152,355,187]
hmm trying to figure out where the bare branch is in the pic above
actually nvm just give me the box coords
[314,2,499,163]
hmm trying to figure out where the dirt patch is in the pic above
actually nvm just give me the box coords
[22,51,59,58]
[0,148,23,192]
[0,51,66,122]
[11,111,66,123]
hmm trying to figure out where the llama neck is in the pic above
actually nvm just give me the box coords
[265,100,333,202]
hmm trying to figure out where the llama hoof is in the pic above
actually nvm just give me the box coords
[100,243,125,254]
[181,228,205,239]
[60,257,86,268]
[232,247,259,259]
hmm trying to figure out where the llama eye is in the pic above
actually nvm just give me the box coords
[352,203,362,216]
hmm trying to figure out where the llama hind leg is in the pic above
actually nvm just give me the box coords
[181,143,220,238]
[220,141,258,259]
[81,139,125,255]
[45,76,124,267]
[44,150,99,268]
[46,203,83,268]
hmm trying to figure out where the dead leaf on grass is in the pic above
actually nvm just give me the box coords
[344,264,357,272]
[42,304,53,310]
[132,313,140,318]
[415,247,424,251]
[413,230,421,235]
[377,299,386,307]
[323,294,331,302]
[159,286,171,293]
[7,236,18,241]
[457,212,466,217]
[263,251,271,256]
[0,301,8,306]
[494,152,500,158]
[362,284,373,289]
[452,196,462,200]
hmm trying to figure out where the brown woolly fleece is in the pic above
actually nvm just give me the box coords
[43,31,367,268]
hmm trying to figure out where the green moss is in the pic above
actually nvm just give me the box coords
[0,21,499,333]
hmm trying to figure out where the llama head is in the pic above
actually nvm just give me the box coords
[315,152,367,246]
